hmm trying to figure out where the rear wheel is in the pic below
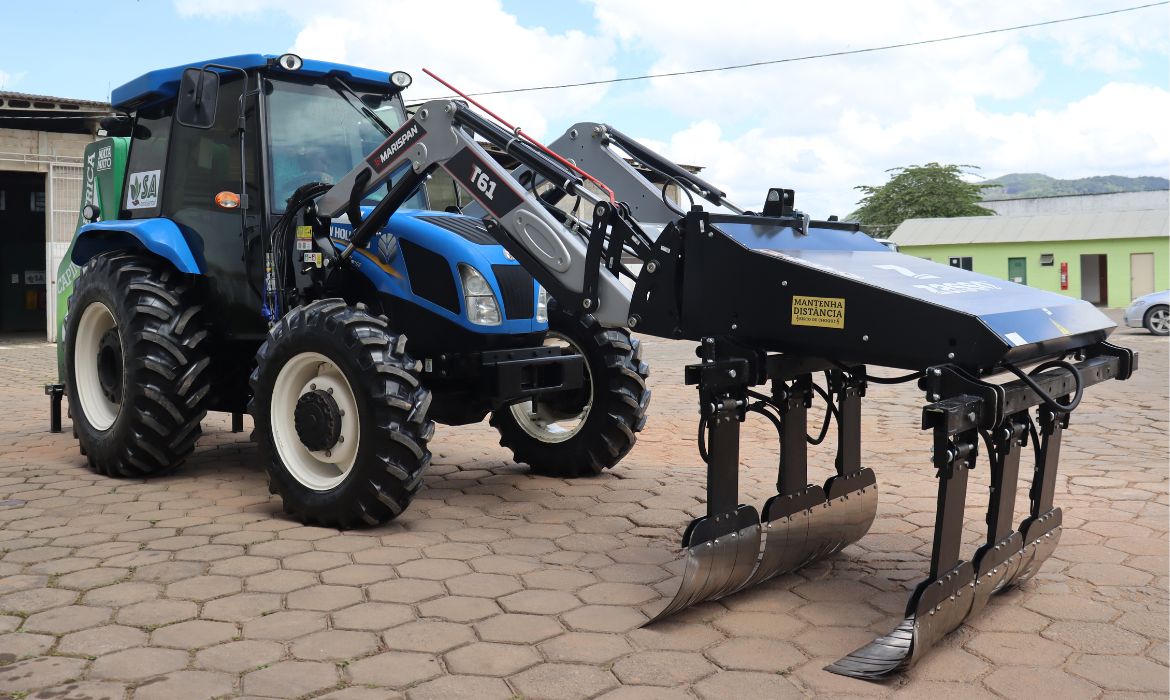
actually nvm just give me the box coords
[249,300,434,528]
[65,253,211,477]
[490,310,650,477]
[1144,305,1169,336]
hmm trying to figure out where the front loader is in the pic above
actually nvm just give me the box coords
[286,71,1136,678]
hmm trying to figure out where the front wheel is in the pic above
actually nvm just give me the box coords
[249,300,434,528]
[1144,305,1169,336]
[490,310,651,478]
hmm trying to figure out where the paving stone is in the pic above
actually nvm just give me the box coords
[510,663,618,700]
[165,574,242,601]
[417,595,500,622]
[21,680,131,700]
[151,619,238,649]
[242,610,327,640]
[82,581,160,606]
[201,592,283,622]
[984,666,1101,700]
[321,564,396,585]
[692,670,803,699]
[476,613,563,643]
[22,604,111,634]
[287,584,364,611]
[195,639,285,673]
[446,572,523,598]
[406,674,513,700]
[243,660,339,697]
[115,599,197,627]
[56,568,130,590]
[291,629,380,660]
[597,687,694,700]
[445,641,541,676]
[397,558,472,580]
[562,604,647,632]
[1043,621,1149,654]
[0,631,54,659]
[346,650,442,688]
[500,589,581,614]
[0,586,77,613]
[540,632,633,663]
[1072,654,1170,692]
[368,578,445,603]
[383,620,475,652]
[133,670,236,700]
[703,636,806,672]
[0,656,88,692]
[612,650,717,686]
[965,630,1074,666]
[90,646,189,680]
[332,601,414,631]
[57,624,148,656]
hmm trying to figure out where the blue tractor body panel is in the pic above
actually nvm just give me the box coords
[74,218,202,274]
[334,209,546,335]
[112,54,395,110]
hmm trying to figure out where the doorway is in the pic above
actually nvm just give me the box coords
[0,171,47,333]
[1079,254,1108,306]
[1131,252,1155,301]
[1008,257,1027,285]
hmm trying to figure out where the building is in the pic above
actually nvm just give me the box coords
[890,191,1169,307]
[0,92,107,335]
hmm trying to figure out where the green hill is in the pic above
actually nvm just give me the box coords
[981,173,1169,200]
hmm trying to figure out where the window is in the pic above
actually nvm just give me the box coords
[265,79,424,211]
[1040,253,1054,266]
[948,256,973,271]
[122,104,173,218]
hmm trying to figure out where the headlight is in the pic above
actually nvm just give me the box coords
[535,285,549,323]
[458,264,501,326]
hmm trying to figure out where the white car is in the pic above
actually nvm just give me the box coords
[1124,290,1169,336]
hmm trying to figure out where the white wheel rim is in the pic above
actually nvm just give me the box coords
[74,301,121,431]
[271,352,360,491]
[509,332,593,444]
[1151,309,1169,334]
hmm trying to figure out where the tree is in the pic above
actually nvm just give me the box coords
[850,163,995,238]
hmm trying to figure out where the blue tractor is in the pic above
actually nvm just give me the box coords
[56,55,650,527]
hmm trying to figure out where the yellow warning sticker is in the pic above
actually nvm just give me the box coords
[296,225,313,240]
[791,295,845,329]
[1050,318,1071,336]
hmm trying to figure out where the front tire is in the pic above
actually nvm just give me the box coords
[1144,305,1169,336]
[490,310,651,478]
[65,253,211,477]
[249,300,434,528]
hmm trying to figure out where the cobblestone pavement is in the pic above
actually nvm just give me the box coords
[0,323,1165,699]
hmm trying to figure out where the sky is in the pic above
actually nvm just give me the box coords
[1,0,1167,217]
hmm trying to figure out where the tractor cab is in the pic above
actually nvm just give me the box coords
[87,54,426,341]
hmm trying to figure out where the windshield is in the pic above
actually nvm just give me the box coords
[265,78,425,212]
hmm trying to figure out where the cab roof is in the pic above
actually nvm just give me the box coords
[111,54,398,111]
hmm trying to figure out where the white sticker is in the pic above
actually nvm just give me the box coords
[125,170,161,210]
[296,240,312,251]
[1004,332,1027,347]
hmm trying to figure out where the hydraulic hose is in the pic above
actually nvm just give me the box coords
[1003,359,1084,414]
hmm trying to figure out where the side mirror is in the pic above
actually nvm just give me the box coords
[176,68,219,129]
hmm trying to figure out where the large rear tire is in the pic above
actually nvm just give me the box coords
[249,300,434,528]
[65,253,211,477]
[490,310,650,478]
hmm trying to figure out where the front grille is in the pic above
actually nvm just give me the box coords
[401,240,460,313]
[493,264,535,320]
[416,215,497,245]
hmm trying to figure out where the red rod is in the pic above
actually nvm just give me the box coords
[422,68,616,204]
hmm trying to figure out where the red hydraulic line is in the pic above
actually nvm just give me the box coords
[422,68,617,204]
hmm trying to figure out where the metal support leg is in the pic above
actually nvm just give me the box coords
[777,375,810,496]
[45,384,64,434]
[1012,407,1067,584]
[232,412,244,433]
[831,369,863,477]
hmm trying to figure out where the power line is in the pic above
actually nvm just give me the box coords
[409,2,1167,102]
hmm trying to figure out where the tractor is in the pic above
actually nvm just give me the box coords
[53,54,650,528]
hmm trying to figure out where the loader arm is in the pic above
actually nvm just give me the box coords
[304,89,1136,680]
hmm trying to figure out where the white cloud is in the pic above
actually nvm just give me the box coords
[171,0,1169,217]
[0,69,25,91]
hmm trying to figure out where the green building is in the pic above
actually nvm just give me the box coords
[890,207,1169,307]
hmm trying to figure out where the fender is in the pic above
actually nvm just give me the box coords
[73,218,201,274]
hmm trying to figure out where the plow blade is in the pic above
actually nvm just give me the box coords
[648,472,878,624]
